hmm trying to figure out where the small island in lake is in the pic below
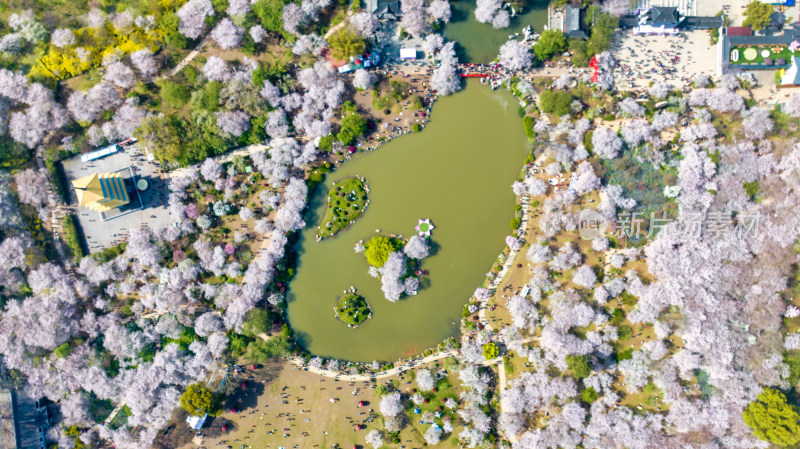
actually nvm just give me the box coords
[356,223,433,302]
[335,290,372,327]
[317,177,369,240]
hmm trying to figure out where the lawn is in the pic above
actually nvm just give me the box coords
[730,44,796,66]
[171,360,465,449]
[336,292,372,327]
[318,176,369,239]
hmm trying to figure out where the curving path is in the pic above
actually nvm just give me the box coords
[287,349,459,381]
[477,147,552,330]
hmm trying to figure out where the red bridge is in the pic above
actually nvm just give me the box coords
[460,73,489,78]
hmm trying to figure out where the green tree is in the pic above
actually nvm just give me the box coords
[180,383,222,417]
[483,342,499,360]
[533,30,567,62]
[54,342,72,359]
[337,113,367,145]
[566,354,591,379]
[244,335,292,362]
[158,81,191,108]
[134,115,182,164]
[159,12,189,49]
[539,90,574,116]
[742,0,774,31]
[328,28,366,60]
[253,0,291,34]
[743,388,800,446]
[190,81,223,113]
[364,236,394,267]
[241,308,272,337]
[580,386,599,404]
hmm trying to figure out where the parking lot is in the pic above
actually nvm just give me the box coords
[61,145,173,253]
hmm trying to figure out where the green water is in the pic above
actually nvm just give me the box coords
[286,80,529,362]
[444,0,549,63]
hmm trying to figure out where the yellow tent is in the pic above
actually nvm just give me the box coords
[71,172,130,212]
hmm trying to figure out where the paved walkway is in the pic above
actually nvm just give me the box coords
[477,146,551,329]
[169,143,268,178]
[287,349,459,381]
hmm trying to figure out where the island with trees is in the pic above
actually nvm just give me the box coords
[334,289,372,327]
[317,176,369,240]
[3,0,800,448]
[356,230,432,302]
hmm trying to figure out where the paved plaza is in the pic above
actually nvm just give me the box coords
[61,145,173,253]
[611,29,718,90]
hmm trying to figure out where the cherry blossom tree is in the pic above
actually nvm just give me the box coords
[648,81,671,99]
[130,48,157,78]
[380,252,406,301]
[601,0,630,16]
[475,0,504,27]
[14,168,50,208]
[422,34,444,57]
[741,107,773,140]
[353,69,375,90]
[424,426,443,445]
[404,236,429,259]
[202,56,230,82]
[591,126,622,159]
[249,25,267,44]
[380,392,404,416]
[498,40,532,70]
[283,3,308,35]
[177,0,214,39]
[350,12,379,37]
[619,97,644,117]
[51,28,75,47]
[416,368,434,391]
[216,110,251,137]
[572,264,597,288]
[431,64,461,95]
[428,0,452,22]
[211,18,243,49]
[784,93,800,117]
[103,62,136,89]
[400,0,430,38]
[227,0,252,16]
[365,429,384,448]
[265,108,289,138]
[201,158,223,181]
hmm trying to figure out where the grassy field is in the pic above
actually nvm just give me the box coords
[170,359,467,449]
[318,177,369,239]
[336,292,372,326]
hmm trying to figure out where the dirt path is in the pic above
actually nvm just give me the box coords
[477,147,551,329]
[168,38,209,78]
[323,10,354,39]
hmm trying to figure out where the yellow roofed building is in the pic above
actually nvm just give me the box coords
[71,172,131,213]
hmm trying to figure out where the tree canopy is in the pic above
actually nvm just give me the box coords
[743,388,800,446]
[742,0,774,31]
[241,308,272,337]
[337,112,367,145]
[364,236,395,267]
[533,30,567,62]
[566,354,592,379]
[180,383,222,417]
[327,28,366,61]
[539,90,575,116]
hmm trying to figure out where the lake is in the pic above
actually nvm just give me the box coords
[286,80,529,362]
[444,0,549,63]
